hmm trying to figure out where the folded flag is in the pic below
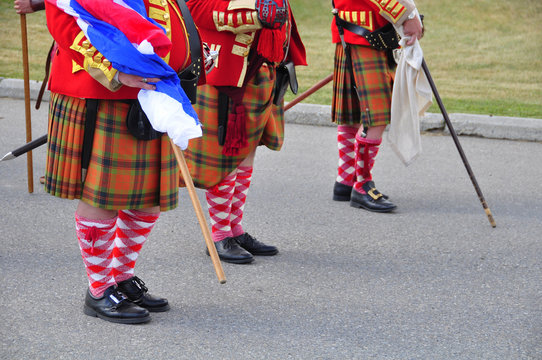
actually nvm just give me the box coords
[388,15,432,166]
[48,0,201,149]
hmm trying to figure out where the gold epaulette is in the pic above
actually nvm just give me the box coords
[70,31,115,82]
[337,10,374,31]
[368,0,407,23]
[213,9,262,33]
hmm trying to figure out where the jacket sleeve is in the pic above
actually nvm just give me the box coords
[45,1,121,91]
[187,0,263,34]
[368,0,416,25]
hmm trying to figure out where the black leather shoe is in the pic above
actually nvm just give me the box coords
[235,233,278,256]
[349,181,396,213]
[333,181,388,201]
[83,285,150,324]
[206,237,254,264]
[333,181,353,201]
[117,276,170,312]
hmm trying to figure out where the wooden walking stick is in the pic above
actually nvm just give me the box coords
[169,139,227,284]
[421,59,496,228]
[284,74,333,112]
[20,14,34,193]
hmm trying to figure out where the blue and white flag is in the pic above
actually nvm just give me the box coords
[50,0,201,149]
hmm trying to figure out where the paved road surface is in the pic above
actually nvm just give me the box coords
[1,97,541,359]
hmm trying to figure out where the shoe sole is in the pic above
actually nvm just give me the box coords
[205,250,254,264]
[333,193,351,201]
[83,305,151,324]
[247,250,279,256]
[143,304,170,313]
[350,201,397,213]
[220,257,255,264]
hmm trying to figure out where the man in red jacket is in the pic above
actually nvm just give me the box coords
[331,0,423,212]
[184,0,307,264]
[44,0,200,324]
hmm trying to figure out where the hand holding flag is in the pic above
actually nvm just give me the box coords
[48,0,202,149]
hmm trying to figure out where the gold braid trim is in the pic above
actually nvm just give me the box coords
[368,0,407,23]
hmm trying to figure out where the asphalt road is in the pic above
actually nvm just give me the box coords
[1,97,541,359]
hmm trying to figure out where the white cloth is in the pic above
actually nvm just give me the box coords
[139,90,202,150]
[388,19,432,166]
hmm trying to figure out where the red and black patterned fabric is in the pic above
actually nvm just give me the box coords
[183,64,283,189]
[45,93,179,211]
[332,44,394,128]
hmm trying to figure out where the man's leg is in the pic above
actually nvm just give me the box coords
[76,201,150,324]
[113,207,170,312]
[350,126,396,212]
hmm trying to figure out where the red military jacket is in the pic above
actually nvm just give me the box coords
[45,0,194,99]
[331,0,415,46]
[187,0,307,88]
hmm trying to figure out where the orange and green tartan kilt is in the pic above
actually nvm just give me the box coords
[332,43,395,127]
[45,93,179,211]
[183,63,283,189]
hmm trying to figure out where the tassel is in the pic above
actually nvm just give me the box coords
[86,226,99,255]
[222,105,247,156]
[234,105,247,148]
[223,114,239,156]
[257,28,286,63]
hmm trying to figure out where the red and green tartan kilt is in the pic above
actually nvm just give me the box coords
[183,63,283,189]
[332,44,395,127]
[45,93,179,211]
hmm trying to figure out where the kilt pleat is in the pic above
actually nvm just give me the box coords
[46,93,86,198]
[184,63,283,189]
[331,44,394,127]
[45,93,179,211]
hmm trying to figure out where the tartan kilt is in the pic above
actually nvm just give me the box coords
[332,43,395,127]
[44,93,179,211]
[183,63,283,189]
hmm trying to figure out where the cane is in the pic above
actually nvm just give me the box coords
[169,139,227,284]
[284,74,333,112]
[20,14,34,193]
[421,59,496,228]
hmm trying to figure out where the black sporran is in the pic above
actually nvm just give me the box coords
[273,61,298,105]
[125,100,164,141]
[178,63,199,104]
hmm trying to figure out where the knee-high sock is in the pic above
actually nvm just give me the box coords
[75,213,117,297]
[111,209,159,283]
[230,165,253,237]
[336,125,358,186]
[353,135,382,193]
[205,172,237,242]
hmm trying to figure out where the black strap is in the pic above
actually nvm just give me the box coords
[334,16,371,38]
[36,41,56,110]
[175,0,202,84]
[81,99,99,181]
[217,92,229,146]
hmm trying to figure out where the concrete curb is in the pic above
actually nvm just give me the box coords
[2,77,541,142]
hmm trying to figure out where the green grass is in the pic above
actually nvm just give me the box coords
[1,0,541,118]
[0,0,52,81]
